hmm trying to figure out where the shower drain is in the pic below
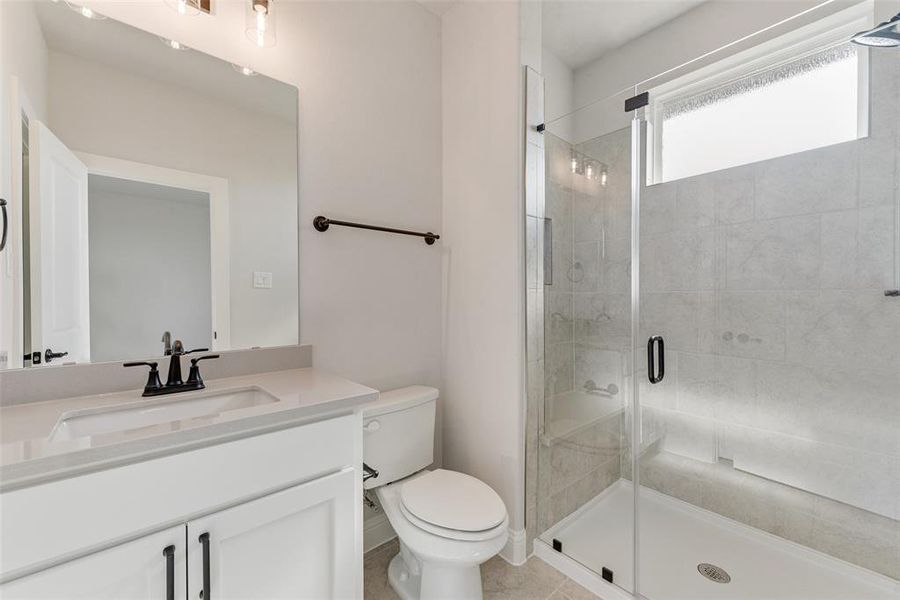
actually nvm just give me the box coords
[697,563,731,584]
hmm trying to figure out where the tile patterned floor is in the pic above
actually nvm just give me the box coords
[364,539,602,600]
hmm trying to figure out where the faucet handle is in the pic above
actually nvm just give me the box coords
[185,347,210,355]
[124,361,163,394]
[186,354,220,387]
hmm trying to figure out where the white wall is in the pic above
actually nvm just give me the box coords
[0,0,49,368]
[541,48,573,142]
[88,186,212,362]
[574,0,857,109]
[567,0,877,143]
[44,0,443,395]
[0,1,48,120]
[441,0,526,556]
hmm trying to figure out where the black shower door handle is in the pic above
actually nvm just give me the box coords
[647,336,665,384]
[0,198,8,252]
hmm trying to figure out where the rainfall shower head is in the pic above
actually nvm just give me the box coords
[851,12,900,47]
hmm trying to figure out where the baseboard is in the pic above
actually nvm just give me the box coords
[363,512,397,554]
[499,526,527,566]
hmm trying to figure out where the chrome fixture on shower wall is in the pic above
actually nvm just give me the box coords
[851,12,900,47]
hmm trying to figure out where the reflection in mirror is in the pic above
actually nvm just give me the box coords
[88,175,212,363]
[0,0,299,369]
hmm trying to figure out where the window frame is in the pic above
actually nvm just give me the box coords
[645,2,873,185]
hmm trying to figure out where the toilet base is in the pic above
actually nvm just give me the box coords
[387,551,484,600]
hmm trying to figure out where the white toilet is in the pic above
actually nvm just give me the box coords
[363,386,508,600]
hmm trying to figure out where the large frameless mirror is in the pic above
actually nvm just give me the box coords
[0,0,299,370]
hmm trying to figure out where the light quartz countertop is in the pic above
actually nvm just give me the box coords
[0,368,377,491]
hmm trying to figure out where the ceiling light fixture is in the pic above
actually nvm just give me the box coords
[246,0,276,48]
[163,0,203,17]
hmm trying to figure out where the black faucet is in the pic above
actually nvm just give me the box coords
[125,340,219,397]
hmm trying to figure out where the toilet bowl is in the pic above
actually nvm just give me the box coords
[363,387,509,600]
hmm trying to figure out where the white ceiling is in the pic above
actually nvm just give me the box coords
[89,174,211,206]
[35,1,297,123]
[542,0,707,70]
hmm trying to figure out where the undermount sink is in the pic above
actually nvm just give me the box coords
[48,387,280,443]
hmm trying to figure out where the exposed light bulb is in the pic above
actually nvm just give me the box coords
[570,156,578,173]
[246,0,276,48]
[256,11,267,47]
[600,169,608,187]
[585,163,595,180]
[80,6,93,18]
[164,0,202,17]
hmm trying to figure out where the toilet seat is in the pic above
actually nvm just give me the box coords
[399,469,507,541]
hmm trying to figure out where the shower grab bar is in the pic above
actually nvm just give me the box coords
[313,215,439,245]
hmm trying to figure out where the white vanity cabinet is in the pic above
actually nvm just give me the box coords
[0,413,364,599]
[0,526,185,599]
[187,469,357,599]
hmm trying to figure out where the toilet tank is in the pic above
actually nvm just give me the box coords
[363,386,438,490]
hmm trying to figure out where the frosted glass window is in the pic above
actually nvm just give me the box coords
[656,44,863,183]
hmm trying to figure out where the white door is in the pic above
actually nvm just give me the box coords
[188,469,359,600]
[0,526,185,599]
[28,121,90,364]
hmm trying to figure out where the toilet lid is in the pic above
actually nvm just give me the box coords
[400,469,507,532]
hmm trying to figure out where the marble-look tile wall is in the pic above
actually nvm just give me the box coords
[640,450,900,580]
[531,130,633,544]
[536,414,623,536]
[528,51,900,579]
[629,50,900,578]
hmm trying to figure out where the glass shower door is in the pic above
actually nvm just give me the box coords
[534,89,639,596]
[633,8,900,599]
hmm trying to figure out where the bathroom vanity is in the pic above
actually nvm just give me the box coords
[0,368,376,598]
[0,1,376,597]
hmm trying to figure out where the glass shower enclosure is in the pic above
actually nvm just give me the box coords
[526,3,900,599]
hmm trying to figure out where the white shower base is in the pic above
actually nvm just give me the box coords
[535,481,897,600]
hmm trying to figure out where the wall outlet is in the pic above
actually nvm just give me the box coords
[252,271,273,289]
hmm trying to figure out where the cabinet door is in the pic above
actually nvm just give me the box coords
[0,526,185,600]
[187,469,358,600]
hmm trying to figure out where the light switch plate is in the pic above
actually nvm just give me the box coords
[253,271,273,289]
